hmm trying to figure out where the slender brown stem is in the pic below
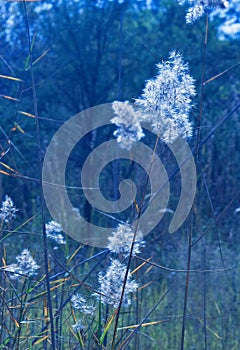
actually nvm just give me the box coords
[22,3,56,349]
[180,214,193,350]
[180,15,209,350]
[111,134,160,349]
[196,15,208,161]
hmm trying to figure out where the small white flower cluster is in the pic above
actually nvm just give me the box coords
[0,195,18,224]
[178,0,228,24]
[111,101,144,150]
[6,249,40,279]
[135,51,195,144]
[72,321,84,332]
[94,259,138,309]
[45,220,66,245]
[107,223,145,257]
[71,293,96,315]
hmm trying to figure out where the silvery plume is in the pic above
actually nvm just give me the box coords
[135,51,195,144]
[178,0,228,24]
[71,293,96,315]
[6,249,40,280]
[0,195,18,224]
[45,220,66,245]
[107,223,145,257]
[93,258,138,308]
[111,101,144,150]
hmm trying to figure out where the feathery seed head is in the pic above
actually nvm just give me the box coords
[71,294,96,315]
[72,321,84,332]
[135,51,195,144]
[178,0,227,23]
[45,220,66,245]
[111,101,144,149]
[0,195,18,224]
[94,258,138,308]
[107,223,145,257]
[6,249,39,279]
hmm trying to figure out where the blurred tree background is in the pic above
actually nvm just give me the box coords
[0,0,239,239]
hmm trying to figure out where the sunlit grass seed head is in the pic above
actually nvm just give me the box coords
[107,223,145,257]
[0,195,18,224]
[178,0,228,23]
[135,51,195,144]
[111,101,145,150]
[71,293,96,315]
[72,321,84,332]
[94,258,138,309]
[6,249,40,280]
[45,220,66,245]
